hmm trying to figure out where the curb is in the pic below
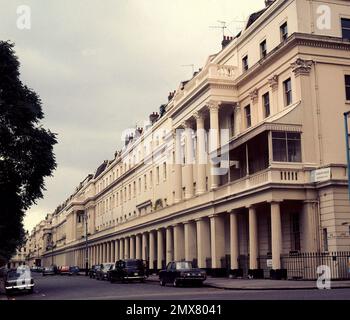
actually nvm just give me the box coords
[147,276,350,291]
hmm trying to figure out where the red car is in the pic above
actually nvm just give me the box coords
[59,266,70,275]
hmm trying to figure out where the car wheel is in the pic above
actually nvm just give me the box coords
[28,287,34,294]
[160,278,166,286]
[173,279,178,287]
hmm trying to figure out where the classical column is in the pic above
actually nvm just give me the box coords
[119,239,124,259]
[107,242,111,262]
[230,210,239,270]
[248,206,258,270]
[208,101,220,189]
[173,224,185,261]
[183,122,194,199]
[210,214,225,269]
[136,234,142,259]
[157,229,165,270]
[111,241,115,262]
[301,200,319,252]
[196,218,211,268]
[142,233,148,261]
[174,129,183,203]
[130,236,135,259]
[271,202,282,270]
[166,227,173,264]
[101,243,105,262]
[195,111,207,195]
[149,231,156,272]
[100,244,103,263]
[184,221,197,262]
[115,240,120,260]
[124,237,130,259]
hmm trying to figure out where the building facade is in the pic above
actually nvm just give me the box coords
[25,0,350,279]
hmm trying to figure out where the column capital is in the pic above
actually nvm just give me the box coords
[193,110,205,121]
[208,213,219,219]
[246,204,256,210]
[291,58,313,76]
[268,200,282,205]
[268,74,279,90]
[206,100,221,112]
[249,88,258,103]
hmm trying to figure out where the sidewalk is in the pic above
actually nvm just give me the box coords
[147,275,350,290]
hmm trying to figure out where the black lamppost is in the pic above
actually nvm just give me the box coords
[84,211,89,276]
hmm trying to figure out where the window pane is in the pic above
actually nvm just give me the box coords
[287,138,301,162]
[273,138,287,161]
[341,18,350,29]
[263,93,270,117]
[343,29,350,40]
[346,75,350,86]
[287,132,301,140]
[272,131,285,139]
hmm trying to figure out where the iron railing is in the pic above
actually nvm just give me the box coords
[281,251,350,280]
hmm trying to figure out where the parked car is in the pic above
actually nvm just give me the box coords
[42,266,56,276]
[159,261,206,287]
[0,266,34,294]
[88,265,100,278]
[109,259,147,283]
[59,265,70,275]
[68,266,80,276]
[95,263,114,280]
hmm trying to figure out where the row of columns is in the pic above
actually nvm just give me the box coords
[174,101,223,204]
[77,202,283,272]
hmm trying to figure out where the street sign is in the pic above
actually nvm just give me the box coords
[267,259,273,268]
[310,168,331,183]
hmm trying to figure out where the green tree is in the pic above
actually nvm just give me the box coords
[0,41,57,265]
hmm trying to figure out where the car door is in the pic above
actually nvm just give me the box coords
[163,263,172,283]
[168,262,177,282]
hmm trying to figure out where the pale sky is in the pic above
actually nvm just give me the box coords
[0,0,265,231]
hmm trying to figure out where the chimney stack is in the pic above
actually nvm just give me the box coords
[149,112,159,125]
[221,36,234,49]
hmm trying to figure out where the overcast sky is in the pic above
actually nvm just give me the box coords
[0,0,265,231]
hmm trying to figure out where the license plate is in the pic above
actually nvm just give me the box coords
[134,273,138,276]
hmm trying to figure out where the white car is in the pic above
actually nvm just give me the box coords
[0,266,34,294]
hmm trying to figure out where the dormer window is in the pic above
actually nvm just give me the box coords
[242,55,249,72]
[260,40,267,59]
[341,18,350,40]
[280,22,288,42]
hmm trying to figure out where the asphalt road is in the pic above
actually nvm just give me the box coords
[2,273,350,300]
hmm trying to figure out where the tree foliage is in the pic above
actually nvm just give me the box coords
[0,41,57,264]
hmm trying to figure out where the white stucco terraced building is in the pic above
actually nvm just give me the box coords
[25,0,350,280]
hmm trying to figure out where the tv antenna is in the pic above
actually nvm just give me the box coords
[209,20,227,37]
[181,64,195,75]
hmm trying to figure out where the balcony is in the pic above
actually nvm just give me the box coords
[173,63,238,105]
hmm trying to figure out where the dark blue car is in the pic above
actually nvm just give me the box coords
[68,266,80,276]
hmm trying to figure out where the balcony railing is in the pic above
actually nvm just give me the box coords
[173,63,237,104]
[215,165,307,199]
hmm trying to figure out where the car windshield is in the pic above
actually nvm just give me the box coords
[7,267,31,280]
[104,264,113,269]
[175,262,193,270]
[125,260,143,267]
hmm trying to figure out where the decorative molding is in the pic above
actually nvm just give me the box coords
[268,75,279,90]
[291,58,313,76]
[207,100,221,112]
[249,88,258,102]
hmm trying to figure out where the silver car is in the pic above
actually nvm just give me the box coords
[0,266,34,294]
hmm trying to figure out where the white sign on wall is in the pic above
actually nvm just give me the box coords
[310,168,331,183]
[267,259,273,268]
